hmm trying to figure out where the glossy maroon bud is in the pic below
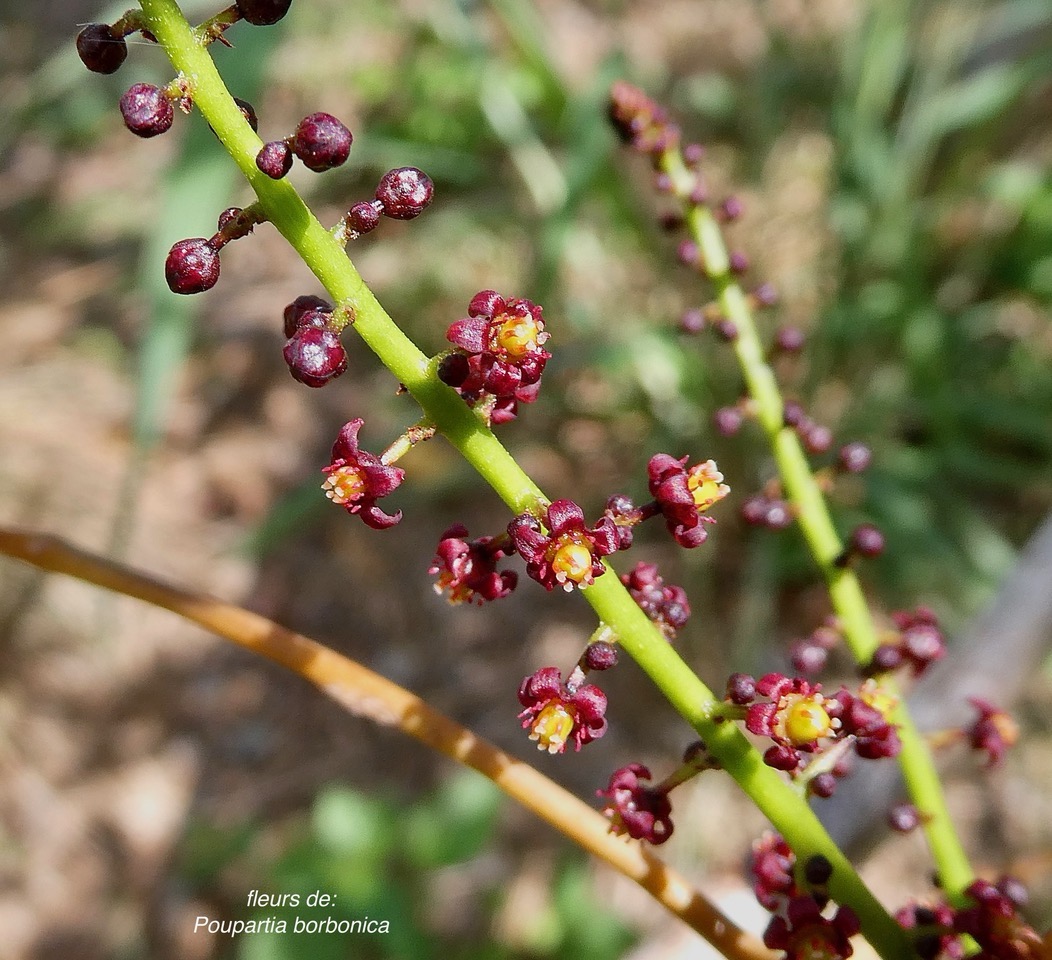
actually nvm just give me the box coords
[256,140,293,179]
[235,0,293,25]
[762,499,793,529]
[680,308,705,334]
[676,240,699,266]
[282,295,333,338]
[375,166,434,220]
[837,442,872,473]
[783,400,807,428]
[849,523,885,558]
[804,855,833,886]
[752,282,778,307]
[868,643,903,673]
[726,672,757,705]
[803,423,834,455]
[789,639,828,675]
[584,641,619,671]
[740,495,770,526]
[887,803,920,832]
[232,97,259,131]
[437,351,470,388]
[216,207,241,233]
[713,318,738,341]
[719,196,743,221]
[165,238,220,294]
[714,406,744,436]
[291,112,352,172]
[809,772,837,798]
[347,200,382,235]
[120,82,174,138]
[283,327,347,387]
[774,325,806,353]
[683,143,705,164]
[76,23,128,74]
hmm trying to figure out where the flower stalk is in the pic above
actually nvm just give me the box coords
[658,142,973,902]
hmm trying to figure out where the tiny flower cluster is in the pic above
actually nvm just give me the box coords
[869,607,946,676]
[517,666,607,754]
[596,763,673,844]
[897,877,1044,960]
[730,672,901,780]
[620,561,691,638]
[429,525,517,605]
[438,291,551,425]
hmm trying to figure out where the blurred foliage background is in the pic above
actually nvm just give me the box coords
[1,0,1051,957]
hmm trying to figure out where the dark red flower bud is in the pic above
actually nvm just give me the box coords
[120,82,174,138]
[291,112,352,172]
[76,23,128,74]
[583,641,619,671]
[887,803,920,832]
[282,295,333,338]
[236,0,293,26]
[256,140,294,179]
[283,326,347,387]
[165,238,220,294]
[233,97,258,131]
[375,167,434,220]
[347,200,382,236]
[726,672,757,705]
[598,764,673,844]
[837,441,872,473]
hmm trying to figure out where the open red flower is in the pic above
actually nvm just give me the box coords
[321,419,404,529]
[745,673,839,772]
[429,524,517,604]
[647,454,729,547]
[620,561,690,638]
[518,666,607,753]
[764,897,860,960]
[966,698,1018,768]
[508,499,619,591]
[442,291,550,422]
[597,763,673,844]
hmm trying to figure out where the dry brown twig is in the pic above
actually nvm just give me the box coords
[0,526,773,960]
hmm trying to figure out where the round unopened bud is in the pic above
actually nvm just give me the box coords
[76,23,128,74]
[584,641,619,671]
[291,112,352,172]
[283,327,347,387]
[375,167,434,220]
[849,523,885,558]
[838,442,872,474]
[233,97,259,132]
[165,238,220,294]
[725,672,756,705]
[804,854,833,885]
[714,406,744,436]
[347,200,382,236]
[283,295,333,338]
[120,83,174,138]
[887,803,920,833]
[256,141,293,179]
[236,0,293,25]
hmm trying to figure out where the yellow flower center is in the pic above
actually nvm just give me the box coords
[858,679,897,717]
[322,465,367,505]
[494,313,542,358]
[551,540,594,588]
[789,928,839,960]
[530,702,576,753]
[433,573,473,606]
[777,694,834,746]
[687,460,730,512]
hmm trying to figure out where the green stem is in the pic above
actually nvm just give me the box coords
[136,2,911,952]
[663,148,973,902]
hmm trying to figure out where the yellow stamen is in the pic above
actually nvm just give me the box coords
[322,465,367,505]
[530,702,576,753]
[495,313,543,358]
[551,540,594,588]
[687,460,730,512]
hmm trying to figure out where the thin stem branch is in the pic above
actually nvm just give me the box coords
[660,147,973,901]
[0,526,770,960]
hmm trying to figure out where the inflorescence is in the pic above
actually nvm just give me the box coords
[78,13,1037,955]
